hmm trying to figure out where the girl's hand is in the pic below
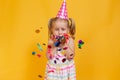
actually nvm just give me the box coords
[60,36,66,45]
[59,33,70,47]
[48,39,55,47]
[46,39,57,60]
[46,39,54,60]
[63,37,75,61]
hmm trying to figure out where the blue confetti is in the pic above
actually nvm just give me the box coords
[32,51,36,55]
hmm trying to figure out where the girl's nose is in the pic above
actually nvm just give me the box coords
[58,30,62,35]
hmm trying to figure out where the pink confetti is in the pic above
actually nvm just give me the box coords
[48,45,52,49]
[63,47,68,50]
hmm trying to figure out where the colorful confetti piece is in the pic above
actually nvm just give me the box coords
[62,58,66,63]
[43,43,46,45]
[32,51,36,55]
[49,53,53,59]
[54,60,57,64]
[79,40,83,44]
[38,75,42,78]
[35,29,40,33]
[54,41,60,47]
[37,54,41,58]
[37,43,43,51]
[78,40,84,49]
[48,45,52,49]
[57,48,62,51]
[63,47,68,50]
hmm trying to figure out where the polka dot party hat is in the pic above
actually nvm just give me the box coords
[56,0,68,20]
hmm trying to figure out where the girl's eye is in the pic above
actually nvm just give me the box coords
[62,28,66,31]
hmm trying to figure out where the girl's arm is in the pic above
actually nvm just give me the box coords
[46,39,57,60]
[63,37,75,60]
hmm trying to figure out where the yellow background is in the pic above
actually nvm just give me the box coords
[0,0,120,80]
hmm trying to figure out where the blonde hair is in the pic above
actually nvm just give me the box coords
[48,17,76,39]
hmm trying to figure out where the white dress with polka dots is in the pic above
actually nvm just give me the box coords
[44,49,76,80]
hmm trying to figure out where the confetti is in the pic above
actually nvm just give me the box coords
[54,41,60,47]
[37,43,43,51]
[63,33,69,39]
[37,54,41,58]
[79,40,84,44]
[49,53,53,59]
[78,45,82,49]
[35,29,40,33]
[43,43,46,45]
[47,49,51,53]
[57,48,62,51]
[62,58,66,63]
[63,47,68,50]
[78,43,82,49]
[32,51,36,55]
[48,45,52,49]
[56,58,59,60]
[79,40,83,44]
[38,75,42,78]
[54,60,57,64]
[78,40,84,49]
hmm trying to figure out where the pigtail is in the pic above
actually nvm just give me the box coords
[69,18,76,39]
[48,18,54,39]
[48,17,60,39]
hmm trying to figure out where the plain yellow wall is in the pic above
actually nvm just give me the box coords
[0,0,120,80]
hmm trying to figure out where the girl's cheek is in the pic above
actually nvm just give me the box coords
[54,33,58,36]
[64,31,68,34]
[53,31,57,35]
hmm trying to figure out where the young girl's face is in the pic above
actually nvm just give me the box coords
[52,19,69,36]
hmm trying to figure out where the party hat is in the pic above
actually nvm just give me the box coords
[56,0,68,19]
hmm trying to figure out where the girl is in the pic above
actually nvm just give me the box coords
[44,17,76,80]
[45,0,76,80]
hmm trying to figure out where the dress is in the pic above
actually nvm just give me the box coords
[44,48,76,80]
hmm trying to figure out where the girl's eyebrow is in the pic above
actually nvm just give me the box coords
[61,28,65,29]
